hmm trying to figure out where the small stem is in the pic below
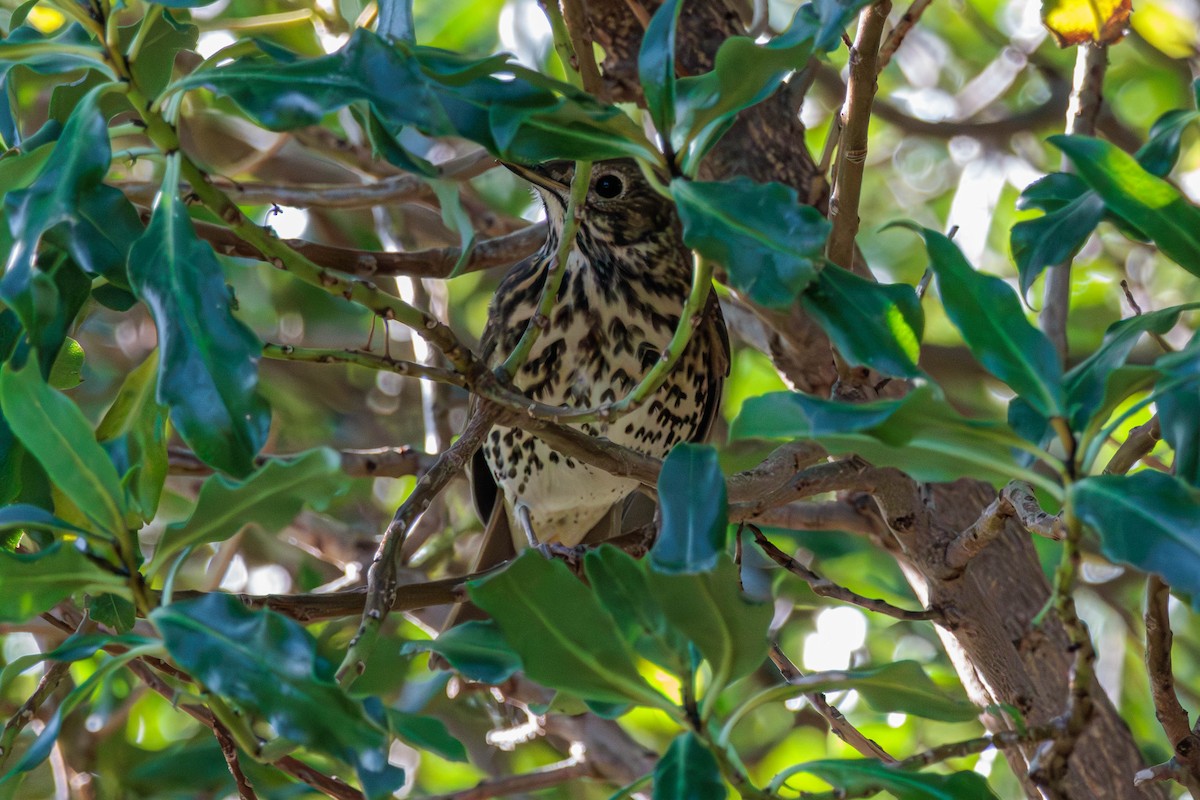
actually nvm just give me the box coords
[126,5,165,65]
[262,343,467,387]
[539,0,584,90]
[501,162,592,378]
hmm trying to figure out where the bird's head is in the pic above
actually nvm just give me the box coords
[503,159,678,248]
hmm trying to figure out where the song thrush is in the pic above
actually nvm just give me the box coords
[469,158,729,562]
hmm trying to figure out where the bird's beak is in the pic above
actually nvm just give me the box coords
[500,160,573,193]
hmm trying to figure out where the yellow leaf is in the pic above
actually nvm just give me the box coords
[1042,0,1132,45]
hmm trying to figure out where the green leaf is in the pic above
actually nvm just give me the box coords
[87,592,137,634]
[800,264,924,378]
[376,0,415,43]
[147,449,345,575]
[1156,335,1200,486]
[732,385,1060,495]
[47,338,84,389]
[1010,189,1105,297]
[401,620,522,684]
[773,759,998,799]
[673,177,830,308]
[0,632,154,697]
[468,551,669,708]
[0,360,127,537]
[384,710,467,762]
[905,226,1064,418]
[0,504,90,538]
[584,545,687,672]
[1052,135,1200,278]
[1072,472,1200,600]
[653,444,728,574]
[97,352,168,521]
[119,10,198,98]
[1065,303,1200,430]
[0,542,129,623]
[179,30,655,163]
[787,661,977,722]
[639,0,682,138]
[1135,107,1200,178]
[671,0,870,166]
[128,174,270,479]
[151,594,403,800]
[654,556,771,689]
[653,732,726,800]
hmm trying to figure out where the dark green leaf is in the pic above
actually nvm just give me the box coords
[639,0,682,138]
[468,552,668,707]
[401,620,522,684]
[152,594,403,799]
[1072,472,1200,599]
[905,225,1064,418]
[120,10,198,98]
[97,352,168,521]
[0,360,127,537]
[800,264,924,378]
[180,30,654,163]
[773,760,998,799]
[1155,335,1200,486]
[1011,190,1104,296]
[653,732,726,800]
[653,443,728,574]
[128,180,270,478]
[1065,303,1200,430]
[732,385,1059,493]
[384,710,467,762]
[1052,135,1200,278]
[0,504,90,538]
[1136,108,1200,178]
[787,661,977,722]
[377,0,415,43]
[0,542,129,623]
[147,449,345,574]
[673,177,829,308]
[0,632,154,697]
[654,556,771,688]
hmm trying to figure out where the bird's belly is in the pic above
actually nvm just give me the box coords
[483,314,709,547]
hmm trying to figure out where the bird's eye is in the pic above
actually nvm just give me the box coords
[594,174,624,199]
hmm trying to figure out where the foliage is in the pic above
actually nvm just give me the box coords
[0,0,1197,798]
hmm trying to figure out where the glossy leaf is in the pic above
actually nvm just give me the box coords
[87,592,137,634]
[1065,302,1200,430]
[0,632,153,696]
[639,0,682,138]
[800,264,924,378]
[152,594,403,799]
[907,226,1064,418]
[97,352,168,521]
[584,545,687,671]
[1052,135,1200,278]
[1137,107,1200,178]
[653,732,726,800]
[0,360,127,537]
[1011,189,1104,296]
[773,759,998,799]
[654,556,771,688]
[732,385,1059,495]
[385,711,467,762]
[120,10,198,98]
[1155,335,1200,486]
[673,177,830,308]
[48,338,84,390]
[468,551,669,707]
[653,443,728,574]
[401,620,522,684]
[376,0,415,43]
[180,30,654,163]
[0,542,129,623]
[147,449,345,575]
[128,173,270,478]
[1072,472,1200,599]
[0,504,90,538]
[786,661,976,722]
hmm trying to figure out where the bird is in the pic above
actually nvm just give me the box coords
[466,158,730,568]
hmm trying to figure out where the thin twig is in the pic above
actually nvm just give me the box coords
[1103,416,1161,475]
[185,215,543,280]
[423,757,594,800]
[167,445,436,479]
[213,718,261,800]
[769,644,897,763]
[560,0,607,99]
[825,0,891,271]
[1144,576,1200,792]
[944,481,1065,571]
[1040,43,1108,363]
[898,723,1059,769]
[337,404,503,686]
[262,343,468,387]
[877,0,934,71]
[753,527,939,621]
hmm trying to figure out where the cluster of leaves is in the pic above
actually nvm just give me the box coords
[0,0,1198,797]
